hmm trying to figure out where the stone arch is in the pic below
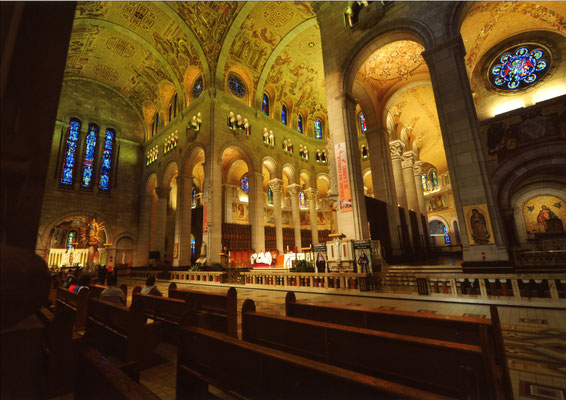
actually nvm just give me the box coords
[145,173,158,196]
[282,163,297,185]
[217,141,258,174]
[261,156,278,179]
[160,160,179,188]
[181,144,207,177]
[442,1,470,41]
[299,170,311,189]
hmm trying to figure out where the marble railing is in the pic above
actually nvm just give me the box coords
[169,270,227,284]
[242,272,370,290]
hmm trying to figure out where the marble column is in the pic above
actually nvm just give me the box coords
[287,183,302,250]
[423,35,509,262]
[153,185,171,262]
[173,175,193,266]
[268,178,284,252]
[413,160,426,217]
[305,188,319,245]
[203,159,223,264]
[249,172,265,252]
[134,193,153,266]
[401,151,419,212]
[389,140,407,208]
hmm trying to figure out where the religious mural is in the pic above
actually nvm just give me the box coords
[281,211,291,226]
[463,204,496,245]
[232,203,249,223]
[300,211,310,226]
[522,195,565,234]
[481,98,566,163]
[425,193,449,213]
[265,208,275,224]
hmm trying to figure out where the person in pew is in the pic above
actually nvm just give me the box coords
[97,265,107,285]
[141,277,162,296]
[74,274,91,293]
[100,275,126,305]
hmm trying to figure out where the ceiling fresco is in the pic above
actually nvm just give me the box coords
[224,1,316,95]
[265,24,328,121]
[356,41,428,102]
[461,1,566,75]
[387,85,447,173]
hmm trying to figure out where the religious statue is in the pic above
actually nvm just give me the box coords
[316,149,321,162]
[304,147,309,160]
[361,145,368,158]
[469,209,491,245]
[283,139,288,151]
[537,205,564,233]
[321,150,327,162]
[190,113,201,132]
[263,128,269,144]
[299,145,304,158]
[268,130,274,147]
[227,111,236,130]
[243,118,250,135]
[357,250,370,274]
[236,114,244,130]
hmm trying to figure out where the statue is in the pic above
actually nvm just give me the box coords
[227,111,236,130]
[268,130,274,146]
[263,128,269,144]
[243,118,250,135]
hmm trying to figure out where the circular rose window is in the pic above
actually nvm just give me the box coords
[490,45,549,91]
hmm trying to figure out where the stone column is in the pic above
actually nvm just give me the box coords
[401,151,418,212]
[305,188,319,245]
[203,159,223,264]
[423,35,509,262]
[268,178,284,252]
[153,185,171,262]
[389,140,407,208]
[413,160,426,216]
[173,175,193,266]
[287,183,302,250]
[249,172,265,252]
[134,193,153,266]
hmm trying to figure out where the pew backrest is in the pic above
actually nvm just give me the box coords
[56,287,88,329]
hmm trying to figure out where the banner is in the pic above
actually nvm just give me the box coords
[335,142,352,212]
[202,199,208,235]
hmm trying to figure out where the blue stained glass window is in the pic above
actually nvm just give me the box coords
[360,112,367,133]
[61,119,81,186]
[299,192,307,208]
[240,175,249,194]
[98,128,115,191]
[67,230,77,250]
[262,93,269,115]
[298,115,303,134]
[314,119,323,139]
[443,225,451,244]
[80,124,98,189]
[192,188,197,208]
[281,105,287,125]
[421,174,428,192]
[191,238,196,254]
[491,46,548,90]
[268,187,273,205]
[228,75,246,98]
[193,76,203,99]
[430,169,438,190]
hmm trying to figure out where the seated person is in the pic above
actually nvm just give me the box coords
[100,275,126,305]
[264,251,273,266]
[250,250,258,265]
[141,276,162,296]
[256,251,265,264]
[74,274,91,293]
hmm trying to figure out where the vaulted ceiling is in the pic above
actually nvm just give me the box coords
[64,1,326,127]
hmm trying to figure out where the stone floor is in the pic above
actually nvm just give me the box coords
[121,278,566,400]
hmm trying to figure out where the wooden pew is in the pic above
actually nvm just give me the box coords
[56,287,88,330]
[285,291,513,399]
[177,321,453,400]
[243,299,503,400]
[167,283,237,337]
[84,297,162,364]
[36,306,78,397]
[75,346,159,400]
[89,283,128,299]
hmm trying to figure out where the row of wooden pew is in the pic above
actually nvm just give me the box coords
[47,281,513,399]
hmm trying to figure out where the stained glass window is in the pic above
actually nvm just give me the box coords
[67,230,77,250]
[490,46,548,90]
[299,191,307,208]
[61,118,81,186]
[430,169,438,190]
[228,74,246,98]
[443,225,451,244]
[80,124,99,189]
[268,187,273,205]
[98,128,115,191]
[359,112,367,133]
[262,93,269,115]
[193,76,203,99]
[421,174,428,192]
[281,105,287,125]
[240,175,249,194]
[314,118,323,139]
[192,188,197,208]
[191,238,196,254]
[298,115,303,134]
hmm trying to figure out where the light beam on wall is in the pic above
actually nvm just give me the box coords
[492,99,524,117]
[533,85,566,104]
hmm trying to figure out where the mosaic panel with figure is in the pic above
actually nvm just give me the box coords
[522,195,565,234]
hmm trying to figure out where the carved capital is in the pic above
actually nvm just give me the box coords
[287,183,302,196]
[401,151,416,169]
[268,178,284,193]
[413,160,423,176]
[304,188,318,201]
[389,140,405,160]
[155,185,172,199]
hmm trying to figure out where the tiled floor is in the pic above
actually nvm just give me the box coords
[123,279,566,400]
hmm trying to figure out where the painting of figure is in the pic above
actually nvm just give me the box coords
[537,205,564,233]
[522,195,566,235]
[463,204,495,246]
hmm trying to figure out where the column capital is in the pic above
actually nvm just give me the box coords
[304,187,318,200]
[268,178,284,193]
[413,160,423,176]
[176,174,193,183]
[401,151,417,169]
[287,183,302,195]
[389,140,405,160]
[155,185,171,199]
[421,34,465,63]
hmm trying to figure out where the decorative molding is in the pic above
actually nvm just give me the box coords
[389,139,405,160]
[268,178,284,193]
[154,185,171,199]
[287,183,302,195]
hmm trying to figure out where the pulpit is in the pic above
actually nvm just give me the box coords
[219,252,230,269]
